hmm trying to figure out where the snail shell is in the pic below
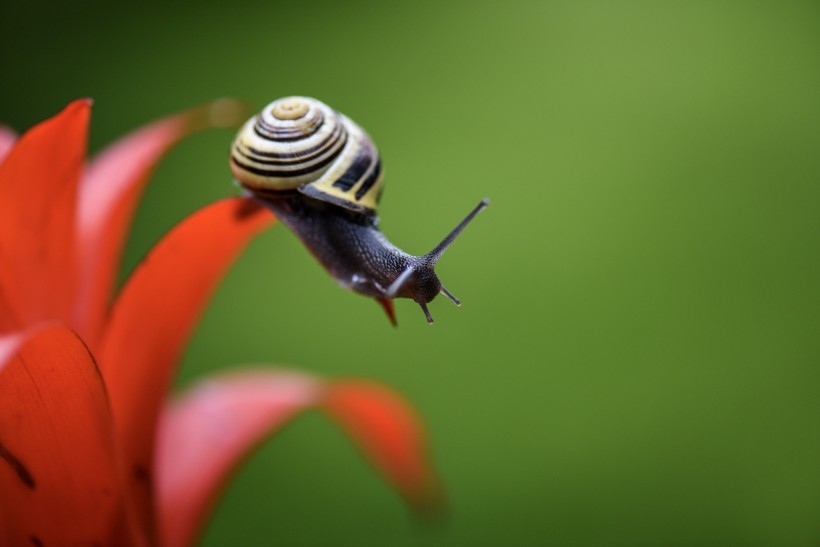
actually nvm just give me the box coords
[230,96,383,214]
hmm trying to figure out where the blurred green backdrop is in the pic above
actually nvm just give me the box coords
[3,1,820,545]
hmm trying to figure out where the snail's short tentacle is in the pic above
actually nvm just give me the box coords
[418,302,435,324]
[440,286,461,306]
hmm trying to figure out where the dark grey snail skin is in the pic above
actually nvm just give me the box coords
[255,193,440,299]
[250,190,489,325]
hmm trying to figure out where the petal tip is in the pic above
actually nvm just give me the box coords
[409,491,450,526]
[183,99,253,135]
[400,465,448,518]
[66,97,94,110]
[322,381,445,516]
[206,98,252,129]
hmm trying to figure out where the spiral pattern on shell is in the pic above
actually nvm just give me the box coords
[230,96,384,214]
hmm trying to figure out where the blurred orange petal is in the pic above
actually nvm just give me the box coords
[156,370,322,547]
[75,99,251,346]
[0,330,24,371]
[0,126,15,163]
[98,197,274,534]
[0,285,21,333]
[156,370,443,547]
[0,325,136,546]
[0,100,90,330]
[323,381,444,512]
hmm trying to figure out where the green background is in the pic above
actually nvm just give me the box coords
[3,1,820,545]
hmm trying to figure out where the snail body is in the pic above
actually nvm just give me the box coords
[230,96,488,325]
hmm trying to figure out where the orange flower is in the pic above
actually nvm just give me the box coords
[0,100,442,547]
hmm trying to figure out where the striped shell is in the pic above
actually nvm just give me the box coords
[230,96,384,214]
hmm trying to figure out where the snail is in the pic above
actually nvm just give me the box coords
[230,96,488,325]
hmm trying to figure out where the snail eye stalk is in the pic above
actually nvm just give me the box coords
[423,198,490,267]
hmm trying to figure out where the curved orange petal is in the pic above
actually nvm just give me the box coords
[155,370,322,547]
[0,100,90,331]
[323,381,444,512]
[155,370,443,547]
[0,325,137,546]
[75,99,251,346]
[97,197,274,538]
[0,126,15,164]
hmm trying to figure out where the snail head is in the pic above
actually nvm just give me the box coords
[385,198,489,324]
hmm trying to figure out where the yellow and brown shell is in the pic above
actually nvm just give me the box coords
[230,96,384,214]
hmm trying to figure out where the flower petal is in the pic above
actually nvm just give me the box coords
[155,370,322,547]
[75,99,251,345]
[0,330,24,372]
[322,381,445,512]
[97,197,274,536]
[155,370,443,547]
[0,100,90,330]
[0,126,16,164]
[0,325,137,546]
